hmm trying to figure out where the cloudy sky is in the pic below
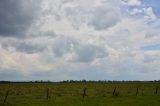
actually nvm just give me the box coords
[0,0,160,81]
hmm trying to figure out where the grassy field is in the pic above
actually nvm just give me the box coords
[0,82,160,106]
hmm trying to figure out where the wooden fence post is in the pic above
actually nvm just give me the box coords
[112,87,116,96]
[136,87,139,96]
[46,88,49,100]
[83,87,87,99]
[3,90,10,104]
[155,86,159,94]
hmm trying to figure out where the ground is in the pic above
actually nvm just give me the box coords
[0,82,160,106]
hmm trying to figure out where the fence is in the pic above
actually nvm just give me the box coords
[0,84,159,104]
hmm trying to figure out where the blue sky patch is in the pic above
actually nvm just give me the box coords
[141,0,160,17]
[141,44,160,51]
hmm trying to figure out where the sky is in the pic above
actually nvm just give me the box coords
[0,0,160,81]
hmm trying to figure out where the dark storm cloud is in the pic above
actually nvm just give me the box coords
[0,0,41,37]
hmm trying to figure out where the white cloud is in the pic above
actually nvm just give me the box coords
[143,7,157,21]
[41,0,121,30]
[130,8,143,15]
[122,0,141,6]
[0,47,54,76]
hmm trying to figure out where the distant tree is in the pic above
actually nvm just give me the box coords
[82,79,86,83]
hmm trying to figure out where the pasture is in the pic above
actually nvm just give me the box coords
[0,82,160,106]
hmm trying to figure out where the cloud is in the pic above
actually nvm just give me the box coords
[51,35,107,62]
[122,0,141,6]
[0,0,42,37]
[89,5,121,30]
[1,39,46,54]
[0,69,23,80]
[49,0,122,30]
[129,8,143,15]
[52,36,76,57]
[145,31,160,38]
[72,44,107,62]
[2,42,45,54]
[143,7,157,21]
[0,0,160,81]
[0,46,54,76]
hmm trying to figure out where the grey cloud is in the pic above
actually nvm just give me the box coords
[1,40,45,54]
[30,30,57,38]
[0,69,23,81]
[52,36,107,62]
[52,36,77,57]
[41,0,121,30]
[0,0,42,37]
[73,44,107,62]
[15,42,45,54]
[145,31,160,38]
[143,56,160,63]
[89,6,121,30]
[39,30,57,37]
[63,0,121,30]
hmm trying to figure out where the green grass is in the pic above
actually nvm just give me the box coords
[0,82,160,106]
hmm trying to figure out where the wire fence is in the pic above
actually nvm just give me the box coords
[0,83,160,105]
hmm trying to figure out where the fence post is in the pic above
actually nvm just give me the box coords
[83,87,87,99]
[155,86,159,94]
[112,87,116,96]
[3,90,10,104]
[46,88,49,100]
[136,87,139,96]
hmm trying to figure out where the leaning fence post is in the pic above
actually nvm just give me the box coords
[112,87,116,96]
[83,87,87,99]
[3,90,10,104]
